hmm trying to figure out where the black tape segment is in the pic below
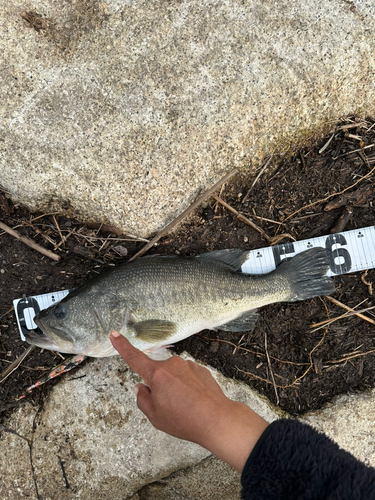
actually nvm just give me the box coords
[16,297,44,337]
[272,242,296,267]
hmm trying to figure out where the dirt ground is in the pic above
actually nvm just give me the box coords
[1,116,374,417]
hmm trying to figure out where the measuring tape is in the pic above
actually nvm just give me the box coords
[13,225,375,341]
[241,225,375,276]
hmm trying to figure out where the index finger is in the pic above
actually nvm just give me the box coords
[110,331,155,383]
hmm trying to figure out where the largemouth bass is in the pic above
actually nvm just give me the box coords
[27,248,334,359]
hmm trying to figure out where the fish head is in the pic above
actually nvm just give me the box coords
[30,290,115,356]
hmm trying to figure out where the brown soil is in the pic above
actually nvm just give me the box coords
[1,116,374,417]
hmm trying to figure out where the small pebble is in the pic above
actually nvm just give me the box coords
[113,245,128,256]
[244,236,248,243]
[0,269,5,274]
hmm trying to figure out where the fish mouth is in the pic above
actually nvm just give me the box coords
[31,316,75,350]
[23,328,60,350]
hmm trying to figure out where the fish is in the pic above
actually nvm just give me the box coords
[26,247,334,360]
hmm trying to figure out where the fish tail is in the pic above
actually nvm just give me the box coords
[278,247,335,301]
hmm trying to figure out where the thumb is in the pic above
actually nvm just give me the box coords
[134,383,154,419]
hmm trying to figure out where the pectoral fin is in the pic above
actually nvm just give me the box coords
[218,310,259,332]
[133,320,177,343]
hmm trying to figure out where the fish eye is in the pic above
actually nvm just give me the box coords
[54,305,66,318]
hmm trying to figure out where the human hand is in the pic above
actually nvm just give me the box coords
[110,331,268,472]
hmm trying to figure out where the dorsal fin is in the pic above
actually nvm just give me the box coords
[197,249,249,271]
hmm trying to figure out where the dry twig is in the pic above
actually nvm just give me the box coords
[324,296,375,326]
[197,334,309,366]
[249,214,284,225]
[310,305,375,330]
[265,331,279,405]
[319,133,335,154]
[212,195,295,245]
[213,194,272,242]
[361,270,373,295]
[333,143,375,159]
[326,349,375,365]
[324,184,374,211]
[242,155,273,204]
[0,221,60,261]
[236,327,329,389]
[52,215,65,248]
[336,122,367,131]
[0,346,35,383]
[1,306,14,318]
[30,212,60,222]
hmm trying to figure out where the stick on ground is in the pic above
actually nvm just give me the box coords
[284,164,375,222]
[0,346,35,384]
[213,195,295,245]
[0,221,60,261]
[242,155,273,204]
[325,296,375,325]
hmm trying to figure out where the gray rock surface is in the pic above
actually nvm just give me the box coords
[0,406,38,500]
[131,456,241,500]
[1,1,375,237]
[0,354,278,500]
[302,389,375,467]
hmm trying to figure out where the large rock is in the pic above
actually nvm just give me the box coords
[1,1,375,237]
[0,355,279,500]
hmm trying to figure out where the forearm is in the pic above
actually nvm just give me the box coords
[201,400,269,473]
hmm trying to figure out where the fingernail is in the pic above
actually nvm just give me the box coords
[133,386,139,397]
[110,331,121,338]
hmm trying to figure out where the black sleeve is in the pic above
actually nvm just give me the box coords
[241,419,375,500]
